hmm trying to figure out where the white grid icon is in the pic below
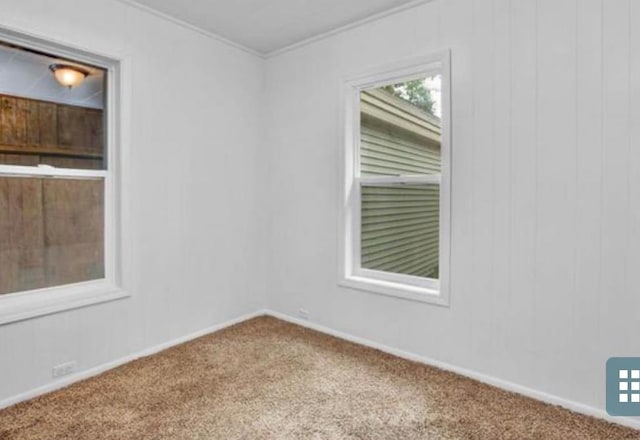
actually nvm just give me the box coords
[619,369,640,404]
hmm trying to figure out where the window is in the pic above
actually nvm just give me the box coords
[340,52,451,305]
[0,28,127,324]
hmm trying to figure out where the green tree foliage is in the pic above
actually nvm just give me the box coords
[382,79,436,116]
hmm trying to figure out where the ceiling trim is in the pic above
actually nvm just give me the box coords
[264,0,435,59]
[114,0,264,58]
[114,0,434,59]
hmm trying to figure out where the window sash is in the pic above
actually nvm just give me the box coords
[353,78,443,285]
[355,135,441,286]
[354,177,441,287]
[0,164,110,295]
[0,164,107,179]
[0,25,128,325]
[341,51,451,306]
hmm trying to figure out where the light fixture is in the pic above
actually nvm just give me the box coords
[49,64,89,89]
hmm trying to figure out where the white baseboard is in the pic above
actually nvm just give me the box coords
[264,309,640,431]
[2,307,638,431]
[0,309,267,410]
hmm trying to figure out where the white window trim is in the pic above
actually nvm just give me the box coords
[338,51,452,307]
[0,26,131,325]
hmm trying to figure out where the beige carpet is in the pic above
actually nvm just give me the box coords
[0,317,637,440]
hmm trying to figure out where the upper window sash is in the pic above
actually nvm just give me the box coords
[355,68,444,101]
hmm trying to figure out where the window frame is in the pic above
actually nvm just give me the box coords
[339,51,451,306]
[0,26,130,324]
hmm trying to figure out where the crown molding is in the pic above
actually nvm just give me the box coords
[264,0,435,59]
[115,0,434,60]
[114,0,264,58]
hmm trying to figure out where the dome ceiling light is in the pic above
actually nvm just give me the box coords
[49,64,89,89]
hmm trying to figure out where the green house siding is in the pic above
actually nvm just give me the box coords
[360,89,441,279]
[360,127,441,176]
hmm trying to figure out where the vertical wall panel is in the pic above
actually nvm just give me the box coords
[469,0,495,375]
[0,178,45,293]
[0,319,35,399]
[629,1,640,354]
[43,179,105,287]
[601,0,632,357]
[14,98,28,146]
[38,102,57,148]
[0,97,17,145]
[57,105,89,152]
[490,0,512,379]
[574,0,604,406]
[507,0,538,387]
[534,0,577,392]
[26,99,40,147]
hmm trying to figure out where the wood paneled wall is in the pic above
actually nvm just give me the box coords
[0,94,105,295]
[0,94,104,170]
[263,0,640,416]
[0,0,268,410]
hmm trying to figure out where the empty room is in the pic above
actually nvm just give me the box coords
[0,0,638,438]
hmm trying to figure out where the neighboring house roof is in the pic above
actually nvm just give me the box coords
[360,88,441,146]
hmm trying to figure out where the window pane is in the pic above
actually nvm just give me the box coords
[0,176,104,294]
[361,184,439,279]
[360,75,441,176]
[0,41,106,170]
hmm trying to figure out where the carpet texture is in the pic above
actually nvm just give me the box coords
[0,317,637,440]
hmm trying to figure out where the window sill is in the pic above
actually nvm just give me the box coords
[0,280,130,325]
[340,275,449,307]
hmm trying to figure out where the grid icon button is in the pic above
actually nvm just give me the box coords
[607,358,640,416]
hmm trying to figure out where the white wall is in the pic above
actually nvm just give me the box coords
[264,0,640,415]
[2,0,639,424]
[0,0,267,403]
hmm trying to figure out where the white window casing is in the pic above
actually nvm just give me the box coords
[0,26,131,325]
[339,51,451,306]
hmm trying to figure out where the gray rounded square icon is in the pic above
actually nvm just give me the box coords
[607,357,640,416]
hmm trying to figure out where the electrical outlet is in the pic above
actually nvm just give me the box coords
[298,308,310,320]
[52,361,77,378]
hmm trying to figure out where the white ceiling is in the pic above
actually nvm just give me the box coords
[0,43,105,109]
[125,0,421,55]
